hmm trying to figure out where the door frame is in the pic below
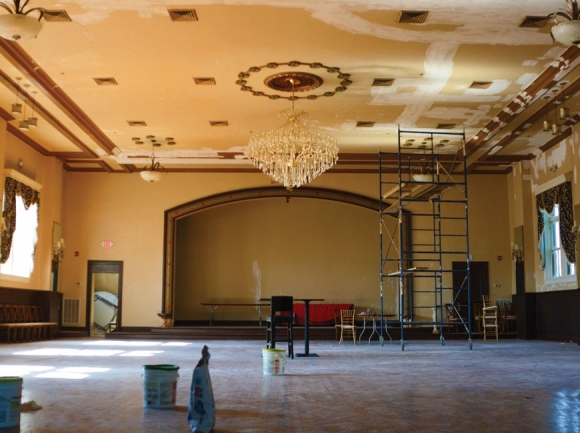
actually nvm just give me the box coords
[86,260,123,334]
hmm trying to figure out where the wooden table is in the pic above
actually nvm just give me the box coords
[200,302,270,325]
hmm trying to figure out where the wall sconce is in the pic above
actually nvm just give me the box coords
[511,244,524,264]
[52,238,64,263]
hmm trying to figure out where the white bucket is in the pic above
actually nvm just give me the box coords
[262,348,286,375]
[142,365,179,409]
[0,377,23,428]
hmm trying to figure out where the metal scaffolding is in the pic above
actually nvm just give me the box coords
[379,127,472,350]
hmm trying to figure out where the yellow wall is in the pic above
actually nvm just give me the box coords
[57,170,512,327]
[0,122,517,328]
[0,130,63,291]
[174,197,385,321]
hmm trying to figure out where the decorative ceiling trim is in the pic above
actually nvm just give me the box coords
[0,39,118,156]
[7,123,49,156]
[236,61,352,100]
[465,45,580,161]
[0,70,99,157]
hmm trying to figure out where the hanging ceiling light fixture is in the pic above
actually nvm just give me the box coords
[559,82,571,120]
[548,0,580,45]
[136,135,176,183]
[0,0,46,41]
[11,76,22,115]
[542,95,553,132]
[28,90,37,127]
[238,61,350,190]
[19,83,29,130]
[552,106,562,136]
[248,81,338,190]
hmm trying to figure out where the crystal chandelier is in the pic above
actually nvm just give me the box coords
[248,80,338,190]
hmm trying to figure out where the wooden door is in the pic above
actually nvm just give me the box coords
[452,261,489,331]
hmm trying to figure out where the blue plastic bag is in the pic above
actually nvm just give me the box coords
[187,345,215,433]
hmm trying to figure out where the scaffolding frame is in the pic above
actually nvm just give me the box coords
[379,127,472,350]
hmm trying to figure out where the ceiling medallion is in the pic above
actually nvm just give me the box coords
[264,72,322,93]
[236,61,352,100]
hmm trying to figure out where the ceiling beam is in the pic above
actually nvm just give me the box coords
[0,39,117,156]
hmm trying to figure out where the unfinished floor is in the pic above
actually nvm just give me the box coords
[0,338,579,433]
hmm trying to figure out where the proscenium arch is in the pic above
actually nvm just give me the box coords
[162,186,409,316]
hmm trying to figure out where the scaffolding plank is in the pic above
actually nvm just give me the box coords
[387,267,429,276]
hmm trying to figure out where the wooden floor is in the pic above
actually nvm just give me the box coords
[1,337,578,432]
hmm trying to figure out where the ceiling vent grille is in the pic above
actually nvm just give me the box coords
[127,120,147,127]
[436,123,456,130]
[93,77,118,86]
[372,78,395,87]
[168,9,198,21]
[519,16,549,28]
[194,77,216,85]
[397,11,428,24]
[210,121,228,127]
[356,121,375,128]
[44,10,72,22]
[469,81,493,89]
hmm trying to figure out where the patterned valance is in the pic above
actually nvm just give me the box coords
[536,181,574,264]
[0,176,41,264]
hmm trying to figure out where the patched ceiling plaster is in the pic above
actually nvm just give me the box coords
[0,0,577,175]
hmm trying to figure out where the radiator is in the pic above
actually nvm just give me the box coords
[62,298,81,325]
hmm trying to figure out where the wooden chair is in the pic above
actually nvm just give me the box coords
[334,308,342,340]
[339,309,356,344]
[482,294,498,341]
[498,301,516,333]
[266,296,294,358]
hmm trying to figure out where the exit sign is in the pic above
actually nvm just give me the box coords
[100,240,115,248]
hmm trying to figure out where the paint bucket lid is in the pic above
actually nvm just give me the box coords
[0,376,23,383]
[142,365,179,371]
[262,349,286,354]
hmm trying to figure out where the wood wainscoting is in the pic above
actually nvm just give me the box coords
[515,289,580,342]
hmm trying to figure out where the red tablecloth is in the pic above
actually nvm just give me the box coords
[293,303,354,326]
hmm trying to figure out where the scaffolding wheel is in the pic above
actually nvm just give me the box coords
[440,336,445,346]
[468,339,473,350]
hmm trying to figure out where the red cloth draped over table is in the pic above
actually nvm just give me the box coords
[293,303,354,326]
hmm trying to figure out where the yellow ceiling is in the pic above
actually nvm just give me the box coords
[0,0,576,175]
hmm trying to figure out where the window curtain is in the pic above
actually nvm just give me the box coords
[536,181,574,264]
[0,177,41,264]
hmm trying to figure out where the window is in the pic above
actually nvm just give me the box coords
[542,204,575,281]
[0,172,41,280]
[0,196,39,278]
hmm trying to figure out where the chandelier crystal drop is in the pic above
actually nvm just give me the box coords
[248,104,338,190]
